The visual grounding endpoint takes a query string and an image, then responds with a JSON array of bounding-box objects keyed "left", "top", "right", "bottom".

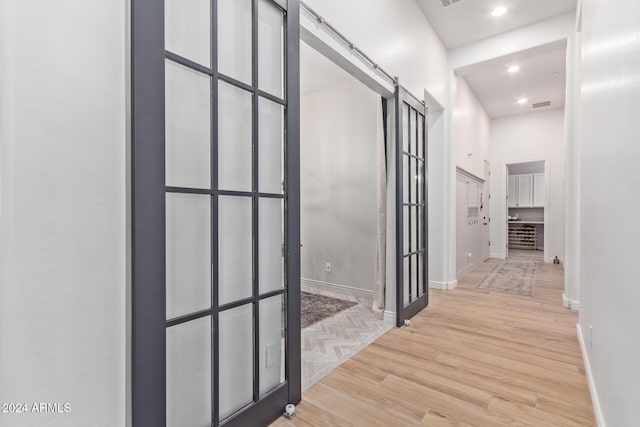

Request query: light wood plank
[{"left": 270, "top": 259, "right": 595, "bottom": 426}]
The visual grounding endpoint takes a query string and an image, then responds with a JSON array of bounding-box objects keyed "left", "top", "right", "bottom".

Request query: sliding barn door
[
  {"left": 131, "top": 0, "right": 301, "bottom": 426},
  {"left": 395, "top": 85, "right": 428, "bottom": 327}
]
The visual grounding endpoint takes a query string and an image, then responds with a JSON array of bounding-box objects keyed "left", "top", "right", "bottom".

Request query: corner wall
[
  {"left": 0, "top": 0, "right": 127, "bottom": 426},
  {"left": 489, "top": 109, "right": 566, "bottom": 262},
  {"left": 300, "top": 81, "right": 379, "bottom": 296}
]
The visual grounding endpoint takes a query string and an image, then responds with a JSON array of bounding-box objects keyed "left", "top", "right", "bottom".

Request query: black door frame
[
  {"left": 395, "top": 84, "right": 429, "bottom": 327},
  {"left": 130, "top": 0, "right": 301, "bottom": 425}
]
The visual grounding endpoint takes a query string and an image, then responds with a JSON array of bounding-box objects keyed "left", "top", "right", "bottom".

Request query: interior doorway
[
  {"left": 298, "top": 41, "right": 390, "bottom": 389},
  {"left": 506, "top": 161, "right": 546, "bottom": 261}
]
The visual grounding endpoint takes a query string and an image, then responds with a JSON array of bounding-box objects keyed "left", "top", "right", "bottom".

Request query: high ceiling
[
  {"left": 415, "top": 0, "right": 574, "bottom": 118},
  {"left": 416, "top": 0, "right": 577, "bottom": 49},
  {"left": 458, "top": 43, "right": 567, "bottom": 118},
  {"left": 299, "top": 2, "right": 574, "bottom": 119}
]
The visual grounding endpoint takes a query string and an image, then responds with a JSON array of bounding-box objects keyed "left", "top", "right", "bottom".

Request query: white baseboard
[
  {"left": 563, "top": 293, "right": 580, "bottom": 310},
  {"left": 301, "top": 278, "right": 373, "bottom": 301},
  {"left": 577, "top": 323, "right": 606, "bottom": 427},
  {"left": 429, "top": 280, "right": 458, "bottom": 290},
  {"left": 490, "top": 252, "right": 506, "bottom": 259},
  {"left": 383, "top": 310, "right": 396, "bottom": 326}
]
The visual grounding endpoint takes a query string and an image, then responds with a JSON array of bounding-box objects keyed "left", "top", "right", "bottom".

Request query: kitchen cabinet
[
  {"left": 533, "top": 173, "right": 545, "bottom": 207},
  {"left": 517, "top": 174, "right": 532, "bottom": 207},
  {"left": 508, "top": 176, "right": 518, "bottom": 207},
  {"left": 508, "top": 173, "right": 544, "bottom": 208}
]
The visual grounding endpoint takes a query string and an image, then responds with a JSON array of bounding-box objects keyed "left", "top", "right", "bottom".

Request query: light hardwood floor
[{"left": 272, "top": 259, "right": 594, "bottom": 427}]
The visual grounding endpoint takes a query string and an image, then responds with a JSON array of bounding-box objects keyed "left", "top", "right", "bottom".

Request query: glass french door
[
  {"left": 131, "top": 0, "right": 301, "bottom": 426},
  {"left": 395, "top": 85, "right": 428, "bottom": 327}
]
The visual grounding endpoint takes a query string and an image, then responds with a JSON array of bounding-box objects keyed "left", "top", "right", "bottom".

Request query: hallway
[{"left": 273, "top": 259, "right": 594, "bottom": 426}]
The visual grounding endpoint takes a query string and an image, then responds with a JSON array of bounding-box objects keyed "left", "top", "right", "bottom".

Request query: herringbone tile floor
[{"left": 302, "top": 297, "right": 391, "bottom": 389}]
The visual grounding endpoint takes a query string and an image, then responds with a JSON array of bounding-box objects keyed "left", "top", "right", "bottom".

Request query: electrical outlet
[
  {"left": 266, "top": 344, "right": 276, "bottom": 368},
  {"left": 325, "top": 262, "right": 331, "bottom": 272}
]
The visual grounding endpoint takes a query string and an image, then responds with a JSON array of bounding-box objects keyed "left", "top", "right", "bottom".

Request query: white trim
[
  {"left": 577, "top": 324, "right": 606, "bottom": 427},
  {"left": 562, "top": 293, "right": 580, "bottom": 310},
  {"left": 301, "top": 278, "right": 373, "bottom": 301},
  {"left": 429, "top": 280, "right": 458, "bottom": 290},
  {"left": 383, "top": 310, "right": 396, "bottom": 326}
]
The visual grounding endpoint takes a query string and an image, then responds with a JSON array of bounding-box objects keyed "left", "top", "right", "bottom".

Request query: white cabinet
[
  {"left": 533, "top": 173, "right": 545, "bottom": 207},
  {"left": 517, "top": 174, "right": 532, "bottom": 207},
  {"left": 508, "top": 176, "right": 518, "bottom": 207},
  {"left": 508, "top": 173, "right": 544, "bottom": 208}
]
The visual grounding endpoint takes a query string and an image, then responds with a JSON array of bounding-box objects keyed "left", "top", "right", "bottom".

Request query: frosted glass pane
[
  {"left": 411, "top": 207, "right": 417, "bottom": 251},
  {"left": 403, "top": 206, "right": 409, "bottom": 255},
  {"left": 166, "top": 193, "right": 211, "bottom": 319},
  {"left": 218, "top": 0, "right": 252, "bottom": 84},
  {"left": 219, "top": 82, "right": 252, "bottom": 191},
  {"left": 259, "top": 295, "right": 285, "bottom": 396},
  {"left": 412, "top": 254, "right": 419, "bottom": 302},
  {"left": 418, "top": 160, "right": 424, "bottom": 205},
  {"left": 402, "top": 155, "right": 409, "bottom": 203},
  {"left": 418, "top": 253, "right": 425, "bottom": 297},
  {"left": 165, "top": 60, "right": 211, "bottom": 189},
  {"left": 219, "top": 304, "right": 253, "bottom": 419},
  {"left": 258, "top": 0, "right": 284, "bottom": 97},
  {"left": 403, "top": 257, "right": 410, "bottom": 305},
  {"left": 219, "top": 196, "right": 252, "bottom": 304},
  {"left": 259, "top": 199, "right": 284, "bottom": 294},
  {"left": 165, "top": 0, "right": 210, "bottom": 66},
  {"left": 402, "top": 104, "right": 409, "bottom": 153},
  {"left": 167, "top": 317, "right": 211, "bottom": 427},
  {"left": 411, "top": 109, "right": 418, "bottom": 156},
  {"left": 418, "top": 114, "right": 424, "bottom": 160},
  {"left": 258, "top": 98, "right": 284, "bottom": 194},
  {"left": 410, "top": 158, "right": 417, "bottom": 204},
  {"left": 418, "top": 207, "right": 425, "bottom": 250}
]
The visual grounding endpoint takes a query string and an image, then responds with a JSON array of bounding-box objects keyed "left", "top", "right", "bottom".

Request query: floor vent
[
  {"left": 439, "top": 0, "right": 464, "bottom": 8},
  {"left": 532, "top": 101, "right": 551, "bottom": 109}
]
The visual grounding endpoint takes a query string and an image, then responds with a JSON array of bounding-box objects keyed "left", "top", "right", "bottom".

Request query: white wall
[
  {"left": 300, "top": 80, "right": 378, "bottom": 294},
  {"left": 452, "top": 77, "right": 491, "bottom": 178},
  {"left": 489, "top": 109, "right": 565, "bottom": 262},
  {"left": 574, "top": 0, "right": 640, "bottom": 425},
  {"left": 304, "top": 0, "right": 448, "bottom": 108},
  {"left": 0, "top": 1, "right": 127, "bottom": 426}
]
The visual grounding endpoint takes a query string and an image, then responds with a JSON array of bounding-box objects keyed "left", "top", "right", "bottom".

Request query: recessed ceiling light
[
  {"left": 517, "top": 98, "right": 528, "bottom": 105},
  {"left": 508, "top": 65, "right": 520, "bottom": 73},
  {"left": 492, "top": 6, "right": 507, "bottom": 17}
]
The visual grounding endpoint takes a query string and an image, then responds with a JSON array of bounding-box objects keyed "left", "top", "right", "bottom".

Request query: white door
[
  {"left": 533, "top": 173, "right": 545, "bottom": 207},
  {"left": 517, "top": 174, "right": 532, "bottom": 207},
  {"left": 508, "top": 175, "right": 518, "bottom": 207}
]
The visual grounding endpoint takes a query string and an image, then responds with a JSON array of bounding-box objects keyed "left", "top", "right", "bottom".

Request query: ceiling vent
[
  {"left": 532, "top": 101, "right": 551, "bottom": 109},
  {"left": 439, "top": 0, "right": 464, "bottom": 8}
]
